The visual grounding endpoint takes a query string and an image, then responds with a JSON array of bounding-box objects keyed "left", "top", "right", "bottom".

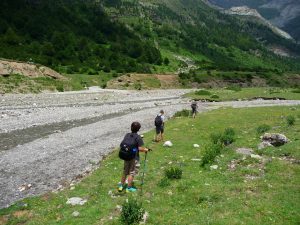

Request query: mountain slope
[
  {"left": 0, "top": 0, "right": 162, "bottom": 74},
  {"left": 208, "top": 0, "right": 300, "bottom": 40}
]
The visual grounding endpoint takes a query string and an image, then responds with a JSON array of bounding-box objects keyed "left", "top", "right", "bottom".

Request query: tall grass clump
[
  {"left": 210, "top": 128, "right": 235, "bottom": 146},
  {"left": 256, "top": 124, "right": 271, "bottom": 134},
  {"left": 164, "top": 166, "right": 183, "bottom": 179},
  {"left": 174, "top": 109, "right": 190, "bottom": 117},
  {"left": 201, "top": 143, "right": 223, "bottom": 167},
  {"left": 195, "top": 89, "right": 211, "bottom": 95},
  {"left": 120, "top": 198, "right": 145, "bottom": 225},
  {"left": 286, "top": 115, "right": 295, "bottom": 126}
]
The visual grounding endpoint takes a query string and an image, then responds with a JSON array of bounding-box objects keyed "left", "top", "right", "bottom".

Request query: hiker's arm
[{"left": 138, "top": 146, "right": 149, "bottom": 152}]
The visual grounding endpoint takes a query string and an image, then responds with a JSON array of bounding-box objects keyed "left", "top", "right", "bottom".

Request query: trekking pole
[{"left": 140, "top": 151, "right": 148, "bottom": 196}]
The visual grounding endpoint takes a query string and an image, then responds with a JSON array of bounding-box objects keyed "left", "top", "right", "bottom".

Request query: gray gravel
[{"left": 0, "top": 89, "right": 299, "bottom": 209}]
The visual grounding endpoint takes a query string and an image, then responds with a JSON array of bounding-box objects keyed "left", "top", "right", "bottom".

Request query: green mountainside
[{"left": 0, "top": 0, "right": 299, "bottom": 90}]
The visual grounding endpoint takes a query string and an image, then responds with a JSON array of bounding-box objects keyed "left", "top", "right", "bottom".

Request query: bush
[
  {"left": 174, "top": 109, "right": 190, "bottom": 117},
  {"left": 210, "top": 128, "right": 235, "bottom": 146},
  {"left": 227, "top": 85, "right": 242, "bottom": 92},
  {"left": 210, "top": 94, "right": 219, "bottom": 99},
  {"left": 195, "top": 89, "right": 211, "bottom": 95},
  {"left": 134, "top": 82, "right": 142, "bottom": 90},
  {"left": 291, "top": 89, "right": 300, "bottom": 93},
  {"left": 158, "top": 177, "right": 170, "bottom": 187},
  {"left": 120, "top": 198, "right": 145, "bottom": 225},
  {"left": 286, "top": 115, "right": 295, "bottom": 126},
  {"left": 201, "top": 144, "right": 223, "bottom": 167},
  {"left": 256, "top": 124, "right": 271, "bottom": 134},
  {"left": 165, "top": 166, "right": 183, "bottom": 179},
  {"left": 55, "top": 83, "right": 64, "bottom": 92}
]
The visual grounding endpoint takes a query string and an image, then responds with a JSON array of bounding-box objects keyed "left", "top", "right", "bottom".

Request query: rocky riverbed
[{"left": 0, "top": 88, "right": 299, "bottom": 209}]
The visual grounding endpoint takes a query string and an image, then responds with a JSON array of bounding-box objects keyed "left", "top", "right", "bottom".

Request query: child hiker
[
  {"left": 154, "top": 110, "right": 165, "bottom": 142},
  {"left": 191, "top": 101, "right": 198, "bottom": 118},
  {"left": 118, "top": 122, "right": 150, "bottom": 193}
]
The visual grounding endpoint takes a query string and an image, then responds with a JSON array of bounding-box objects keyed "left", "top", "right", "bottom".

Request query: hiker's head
[
  {"left": 160, "top": 110, "right": 164, "bottom": 115},
  {"left": 131, "top": 122, "right": 141, "bottom": 133}
]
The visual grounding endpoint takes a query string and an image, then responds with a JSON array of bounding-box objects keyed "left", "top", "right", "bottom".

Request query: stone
[
  {"left": 258, "top": 141, "right": 273, "bottom": 150},
  {"left": 250, "top": 154, "right": 262, "bottom": 160},
  {"left": 66, "top": 197, "right": 87, "bottom": 206},
  {"left": 163, "top": 141, "right": 173, "bottom": 147},
  {"left": 210, "top": 165, "right": 218, "bottom": 170},
  {"left": 261, "top": 133, "right": 288, "bottom": 146},
  {"left": 193, "top": 144, "right": 200, "bottom": 148},
  {"left": 236, "top": 148, "right": 253, "bottom": 155},
  {"left": 191, "top": 158, "right": 201, "bottom": 161},
  {"left": 72, "top": 211, "right": 80, "bottom": 217}
]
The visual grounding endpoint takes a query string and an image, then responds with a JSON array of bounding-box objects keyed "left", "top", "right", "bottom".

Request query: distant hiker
[
  {"left": 191, "top": 101, "right": 198, "bottom": 118},
  {"left": 118, "top": 122, "right": 150, "bottom": 193},
  {"left": 154, "top": 110, "right": 165, "bottom": 142}
]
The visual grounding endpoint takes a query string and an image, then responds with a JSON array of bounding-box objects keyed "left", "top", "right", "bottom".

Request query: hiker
[
  {"left": 118, "top": 122, "right": 150, "bottom": 193},
  {"left": 191, "top": 101, "right": 198, "bottom": 118},
  {"left": 154, "top": 110, "right": 165, "bottom": 142}
]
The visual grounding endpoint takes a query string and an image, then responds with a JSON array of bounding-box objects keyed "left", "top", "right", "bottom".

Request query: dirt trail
[{"left": 0, "top": 89, "right": 299, "bottom": 209}]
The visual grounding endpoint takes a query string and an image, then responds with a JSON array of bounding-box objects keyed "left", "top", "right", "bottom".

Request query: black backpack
[
  {"left": 191, "top": 103, "right": 197, "bottom": 110},
  {"left": 119, "top": 133, "right": 138, "bottom": 161},
  {"left": 154, "top": 115, "right": 163, "bottom": 127}
]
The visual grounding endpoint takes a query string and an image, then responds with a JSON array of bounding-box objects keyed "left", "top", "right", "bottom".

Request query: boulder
[
  {"left": 261, "top": 133, "right": 288, "bottom": 146},
  {"left": 66, "top": 197, "right": 87, "bottom": 206},
  {"left": 193, "top": 144, "right": 200, "bottom": 148},
  {"left": 258, "top": 141, "right": 273, "bottom": 150},
  {"left": 163, "top": 141, "right": 173, "bottom": 147},
  {"left": 236, "top": 148, "right": 253, "bottom": 156}
]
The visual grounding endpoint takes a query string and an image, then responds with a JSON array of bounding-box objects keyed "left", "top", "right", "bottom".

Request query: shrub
[
  {"left": 158, "top": 177, "right": 170, "bottom": 187},
  {"left": 120, "top": 198, "right": 145, "bottom": 225},
  {"left": 222, "top": 128, "right": 235, "bottom": 145},
  {"left": 165, "top": 166, "right": 183, "bottom": 179},
  {"left": 291, "top": 89, "right": 300, "bottom": 93},
  {"left": 174, "top": 109, "right": 190, "bottom": 117},
  {"left": 286, "top": 115, "right": 295, "bottom": 126},
  {"left": 210, "top": 128, "right": 235, "bottom": 146},
  {"left": 195, "top": 89, "right": 211, "bottom": 95},
  {"left": 256, "top": 124, "right": 271, "bottom": 134},
  {"left": 201, "top": 144, "right": 223, "bottom": 167},
  {"left": 55, "top": 83, "right": 64, "bottom": 92},
  {"left": 227, "top": 85, "right": 241, "bottom": 92},
  {"left": 134, "top": 82, "right": 142, "bottom": 90},
  {"left": 210, "top": 94, "right": 219, "bottom": 99}
]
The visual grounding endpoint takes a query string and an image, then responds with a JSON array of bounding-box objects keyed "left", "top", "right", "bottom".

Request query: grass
[
  {"left": 0, "top": 106, "right": 300, "bottom": 224},
  {"left": 187, "top": 87, "right": 300, "bottom": 101},
  {"left": 0, "top": 73, "right": 113, "bottom": 93}
]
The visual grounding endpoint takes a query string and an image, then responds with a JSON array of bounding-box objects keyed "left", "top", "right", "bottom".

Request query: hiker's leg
[
  {"left": 127, "top": 159, "right": 136, "bottom": 188},
  {"left": 161, "top": 127, "right": 164, "bottom": 141},
  {"left": 121, "top": 174, "right": 126, "bottom": 185},
  {"left": 127, "top": 175, "right": 134, "bottom": 187}
]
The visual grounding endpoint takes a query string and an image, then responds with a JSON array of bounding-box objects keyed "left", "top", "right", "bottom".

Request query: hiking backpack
[
  {"left": 119, "top": 133, "right": 138, "bottom": 161},
  {"left": 191, "top": 102, "right": 197, "bottom": 110},
  {"left": 154, "top": 115, "right": 163, "bottom": 127}
]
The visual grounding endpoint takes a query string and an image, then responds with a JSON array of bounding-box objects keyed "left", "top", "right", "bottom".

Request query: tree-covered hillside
[
  {"left": 0, "top": 0, "right": 162, "bottom": 74},
  {"left": 0, "top": 0, "right": 299, "bottom": 89}
]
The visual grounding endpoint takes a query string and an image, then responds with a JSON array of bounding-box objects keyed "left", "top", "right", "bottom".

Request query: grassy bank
[
  {"left": 0, "top": 73, "right": 112, "bottom": 93},
  {"left": 187, "top": 87, "right": 300, "bottom": 101},
  {"left": 0, "top": 106, "right": 299, "bottom": 224}
]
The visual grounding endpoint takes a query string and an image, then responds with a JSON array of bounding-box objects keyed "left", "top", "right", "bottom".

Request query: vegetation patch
[
  {"left": 1, "top": 106, "right": 299, "bottom": 224},
  {"left": 120, "top": 198, "right": 145, "bottom": 225}
]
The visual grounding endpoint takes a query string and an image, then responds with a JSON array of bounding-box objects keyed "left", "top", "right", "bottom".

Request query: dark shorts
[
  {"left": 123, "top": 159, "right": 137, "bottom": 176},
  {"left": 156, "top": 126, "right": 164, "bottom": 134},
  {"left": 192, "top": 108, "right": 197, "bottom": 114}
]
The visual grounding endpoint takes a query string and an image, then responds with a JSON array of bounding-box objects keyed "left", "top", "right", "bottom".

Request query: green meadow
[{"left": 0, "top": 106, "right": 299, "bottom": 225}]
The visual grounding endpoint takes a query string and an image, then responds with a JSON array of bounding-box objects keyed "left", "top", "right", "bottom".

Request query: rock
[
  {"left": 261, "top": 133, "right": 288, "bottom": 146},
  {"left": 72, "top": 211, "right": 80, "bottom": 217},
  {"left": 163, "top": 141, "right": 173, "bottom": 147},
  {"left": 210, "top": 165, "right": 218, "bottom": 170},
  {"left": 66, "top": 197, "right": 87, "bottom": 206},
  {"left": 250, "top": 154, "right": 262, "bottom": 160},
  {"left": 191, "top": 158, "right": 201, "bottom": 161},
  {"left": 193, "top": 144, "right": 200, "bottom": 148},
  {"left": 236, "top": 148, "right": 253, "bottom": 156},
  {"left": 258, "top": 141, "right": 273, "bottom": 150},
  {"left": 141, "top": 212, "right": 149, "bottom": 224}
]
